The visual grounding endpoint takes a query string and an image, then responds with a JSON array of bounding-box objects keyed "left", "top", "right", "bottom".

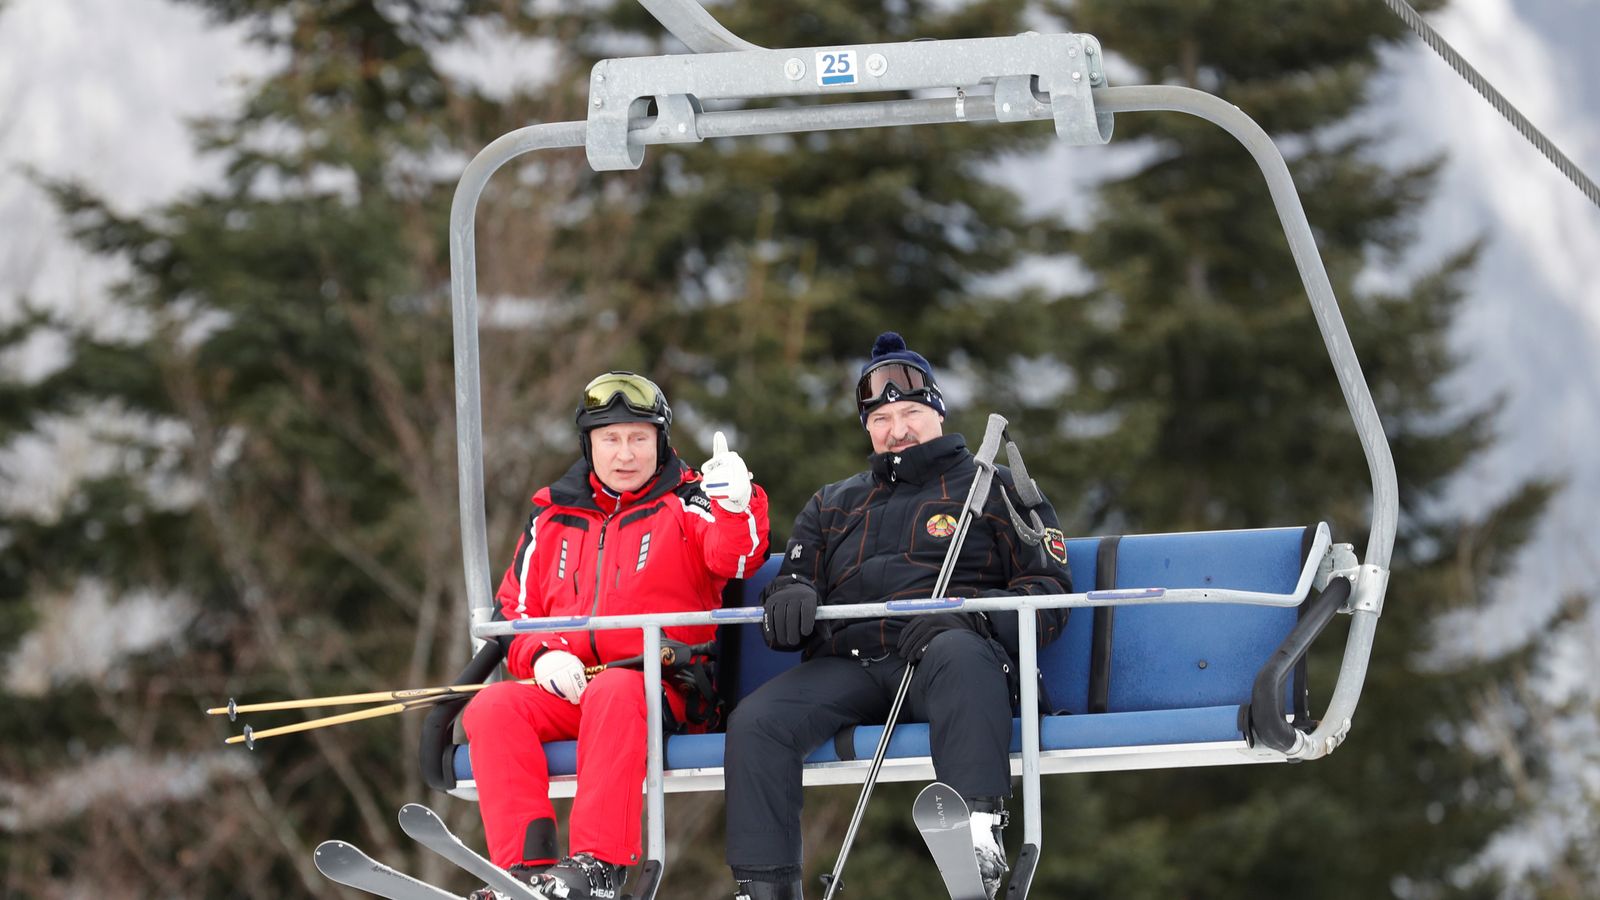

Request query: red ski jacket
[{"left": 493, "top": 453, "right": 770, "bottom": 679}]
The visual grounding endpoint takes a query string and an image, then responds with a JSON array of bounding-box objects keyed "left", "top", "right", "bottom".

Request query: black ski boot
[
  {"left": 733, "top": 878, "right": 805, "bottom": 899},
  {"left": 467, "top": 863, "right": 548, "bottom": 900},
  {"left": 525, "top": 853, "right": 627, "bottom": 900}
]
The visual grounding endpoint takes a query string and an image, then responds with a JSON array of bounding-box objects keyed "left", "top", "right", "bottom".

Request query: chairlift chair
[{"left": 428, "top": 2, "right": 1397, "bottom": 897}]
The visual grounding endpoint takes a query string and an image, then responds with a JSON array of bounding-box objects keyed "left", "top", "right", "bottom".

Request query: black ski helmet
[{"left": 576, "top": 371, "right": 673, "bottom": 469}]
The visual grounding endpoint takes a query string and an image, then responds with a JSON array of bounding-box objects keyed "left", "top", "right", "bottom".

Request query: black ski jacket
[{"left": 772, "top": 433, "right": 1072, "bottom": 665}]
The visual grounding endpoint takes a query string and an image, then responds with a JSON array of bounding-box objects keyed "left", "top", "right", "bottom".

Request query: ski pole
[
  {"left": 210, "top": 640, "right": 714, "bottom": 718},
  {"left": 821, "top": 662, "right": 915, "bottom": 900},
  {"left": 822, "top": 413, "right": 1009, "bottom": 900},
  {"left": 220, "top": 640, "right": 719, "bottom": 746},
  {"left": 209, "top": 679, "right": 523, "bottom": 719},
  {"left": 997, "top": 427, "right": 1048, "bottom": 547},
  {"left": 579, "top": 639, "right": 716, "bottom": 678},
  {"left": 225, "top": 694, "right": 448, "bottom": 747}
]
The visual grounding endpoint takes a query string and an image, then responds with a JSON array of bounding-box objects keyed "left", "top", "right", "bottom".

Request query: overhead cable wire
[{"left": 1381, "top": 0, "right": 1600, "bottom": 210}]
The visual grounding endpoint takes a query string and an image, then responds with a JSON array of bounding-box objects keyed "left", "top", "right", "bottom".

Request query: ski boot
[
  {"left": 467, "top": 863, "right": 548, "bottom": 900},
  {"left": 970, "top": 803, "right": 1010, "bottom": 899},
  {"left": 733, "top": 877, "right": 805, "bottom": 899},
  {"left": 524, "top": 853, "right": 627, "bottom": 899}
]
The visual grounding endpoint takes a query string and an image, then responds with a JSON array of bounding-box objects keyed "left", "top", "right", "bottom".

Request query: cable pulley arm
[
  {"left": 636, "top": 0, "right": 764, "bottom": 53},
  {"left": 585, "top": 31, "right": 1112, "bottom": 170}
]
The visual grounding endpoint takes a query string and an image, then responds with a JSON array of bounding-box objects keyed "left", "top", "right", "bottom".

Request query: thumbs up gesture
[{"left": 701, "top": 431, "right": 753, "bottom": 513}]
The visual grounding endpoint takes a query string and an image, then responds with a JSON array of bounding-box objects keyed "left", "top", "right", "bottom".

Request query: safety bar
[{"left": 476, "top": 524, "right": 1331, "bottom": 639}]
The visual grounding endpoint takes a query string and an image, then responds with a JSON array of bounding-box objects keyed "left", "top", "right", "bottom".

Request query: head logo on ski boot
[{"left": 526, "top": 853, "right": 625, "bottom": 900}]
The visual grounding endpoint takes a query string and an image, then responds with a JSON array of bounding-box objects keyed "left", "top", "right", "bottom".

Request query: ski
[
  {"left": 314, "top": 840, "right": 466, "bottom": 900},
  {"left": 398, "top": 803, "right": 543, "bottom": 900},
  {"left": 912, "top": 782, "right": 989, "bottom": 900}
]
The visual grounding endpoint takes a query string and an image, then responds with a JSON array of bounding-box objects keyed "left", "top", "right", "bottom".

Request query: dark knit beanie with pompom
[{"left": 856, "top": 331, "right": 947, "bottom": 422}]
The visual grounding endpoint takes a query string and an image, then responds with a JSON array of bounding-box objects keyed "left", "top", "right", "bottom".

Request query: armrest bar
[{"left": 1246, "top": 577, "right": 1351, "bottom": 752}]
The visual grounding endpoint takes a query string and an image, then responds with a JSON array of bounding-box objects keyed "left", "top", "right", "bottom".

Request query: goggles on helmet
[
  {"left": 582, "top": 369, "right": 668, "bottom": 422},
  {"left": 856, "top": 361, "right": 939, "bottom": 414}
]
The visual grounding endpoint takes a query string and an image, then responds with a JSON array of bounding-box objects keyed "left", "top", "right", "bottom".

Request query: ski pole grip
[
  {"left": 1003, "top": 432, "right": 1046, "bottom": 508},
  {"left": 975, "top": 413, "right": 1008, "bottom": 467}
]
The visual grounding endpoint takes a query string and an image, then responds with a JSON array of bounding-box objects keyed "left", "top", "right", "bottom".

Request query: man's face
[
  {"left": 589, "top": 422, "right": 659, "bottom": 493},
  {"left": 865, "top": 401, "right": 944, "bottom": 454}
]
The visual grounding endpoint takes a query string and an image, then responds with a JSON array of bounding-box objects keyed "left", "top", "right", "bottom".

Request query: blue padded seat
[{"left": 452, "top": 526, "right": 1312, "bottom": 783}]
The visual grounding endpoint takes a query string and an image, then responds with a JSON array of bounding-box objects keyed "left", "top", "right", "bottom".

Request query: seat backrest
[
  {"left": 717, "top": 556, "right": 795, "bottom": 707},
  {"left": 1035, "top": 537, "right": 1099, "bottom": 715},
  {"left": 1102, "top": 527, "right": 1308, "bottom": 712},
  {"left": 722, "top": 544, "right": 1102, "bottom": 715},
  {"left": 714, "top": 526, "right": 1310, "bottom": 718}
]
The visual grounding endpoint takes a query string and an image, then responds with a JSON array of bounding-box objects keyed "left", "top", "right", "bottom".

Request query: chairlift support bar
[
  {"left": 637, "top": 0, "right": 763, "bottom": 54},
  {"left": 446, "top": 0, "right": 1398, "bottom": 885}
]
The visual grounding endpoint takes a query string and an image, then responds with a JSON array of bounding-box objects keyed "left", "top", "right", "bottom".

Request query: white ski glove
[
  {"left": 533, "top": 650, "right": 588, "bottom": 704},
  {"left": 700, "top": 430, "right": 753, "bottom": 514}
]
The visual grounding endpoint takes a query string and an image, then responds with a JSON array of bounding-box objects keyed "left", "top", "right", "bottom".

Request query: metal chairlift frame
[{"left": 446, "top": 0, "right": 1397, "bottom": 891}]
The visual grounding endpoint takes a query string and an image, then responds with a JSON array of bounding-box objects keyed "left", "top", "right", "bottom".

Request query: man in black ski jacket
[{"left": 724, "top": 332, "right": 1073, "bottom": 900}]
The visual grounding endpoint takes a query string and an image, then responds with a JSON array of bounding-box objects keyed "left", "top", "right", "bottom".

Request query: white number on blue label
[{"left": 816, "top": 49, "right": 857, "bottom": 87}]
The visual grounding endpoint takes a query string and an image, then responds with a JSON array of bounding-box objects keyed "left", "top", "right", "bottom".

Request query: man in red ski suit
[{"left": 463, "top": 372, "right": 769, "bottom": 900}]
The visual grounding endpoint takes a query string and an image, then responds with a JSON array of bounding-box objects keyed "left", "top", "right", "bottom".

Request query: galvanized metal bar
[
  {"left": 449, "top": 122, "right": 586, "bottom": 640},
  {"left": 1017, "top": 605, "right": 1042, "bottom": 847},
  {"left": 642, "top": 624, "right": 666, "bottom": 862},
  {"left": 637, "top": 0, "right": 763, "bottom": 53},
  {"left": 1092, "top": 84, "right": 1392, "bottom": 759},
  {"left": 1091, "top": 86, "right": 1397, "bottom": 573},
  {"left": 472, "top": 575, "right": 1331, "bottom": 640}
]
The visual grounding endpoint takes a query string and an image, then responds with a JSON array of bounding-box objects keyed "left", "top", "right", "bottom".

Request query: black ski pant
[{"left": 724, "top": 628, "right": 1014, "bottom": 871}]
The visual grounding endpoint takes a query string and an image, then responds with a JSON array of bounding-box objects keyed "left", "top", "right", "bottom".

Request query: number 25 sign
[{"left": 816, "top": 49, "right": 858, "bottom": 87}]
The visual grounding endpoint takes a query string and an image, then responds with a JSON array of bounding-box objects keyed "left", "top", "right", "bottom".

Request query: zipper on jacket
[{"left": 588, "top": 511, "right": 615, "bottom": 662}]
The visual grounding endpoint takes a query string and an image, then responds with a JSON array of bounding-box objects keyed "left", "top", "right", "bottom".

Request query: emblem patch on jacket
[
  {"left": 1042, "top": 527, "right": 1069, "bottom": 564},
  {"left": 636, "top": 533, "right": 651, "bottom": 572},
  {"left": 925, "top": 514, "right": 958, "bottom": 538}
]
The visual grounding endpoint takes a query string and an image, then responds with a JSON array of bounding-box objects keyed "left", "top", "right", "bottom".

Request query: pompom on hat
[{"left": 856, "top": 331, "right": 947, "bottom": 422}]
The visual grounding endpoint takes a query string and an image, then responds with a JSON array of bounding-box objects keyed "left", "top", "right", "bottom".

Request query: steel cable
[{"left": 1381, "top": 0, "right": 1599, "bottom": 209}]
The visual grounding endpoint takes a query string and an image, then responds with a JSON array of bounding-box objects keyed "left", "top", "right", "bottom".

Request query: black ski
[
  {"left": 398, "top": 803, "right": 543, "bottom": 900},
  {"left": 314, "top": 840, "right": 466, "bottom": 900},
  {"left": 912, "top": 782, "right": 988, "bottom": 900}
]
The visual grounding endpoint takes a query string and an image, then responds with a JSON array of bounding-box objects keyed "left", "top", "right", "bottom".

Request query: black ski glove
[
  {"left": 896, "top": 612, "right": 987, "bottom": 661},
  {"left": 761, "top": 576, "right": 819, "bottom": 650}
]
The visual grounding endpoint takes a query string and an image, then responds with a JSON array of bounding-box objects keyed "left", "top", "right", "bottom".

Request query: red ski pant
[{"left": 461, "top": 668, "right": 685, "bottom": 869}]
